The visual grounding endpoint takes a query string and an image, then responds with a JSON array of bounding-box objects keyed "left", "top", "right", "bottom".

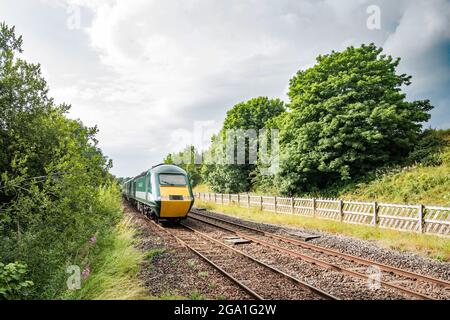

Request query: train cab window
[{"left": 159, "top": 174, "right": 187, "bottom": 186}]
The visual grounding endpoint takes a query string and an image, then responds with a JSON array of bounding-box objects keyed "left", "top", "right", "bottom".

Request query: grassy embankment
[
  {"left": 63, "top": 213, "right": 149, "bottom": 300},
  {"left": 63, "top": 197, "right": 200, "bottom": 300}
]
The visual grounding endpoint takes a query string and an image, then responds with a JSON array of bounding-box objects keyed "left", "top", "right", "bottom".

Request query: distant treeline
[{"left": 164, "top": 43, "right": 446, "bottom": 196}]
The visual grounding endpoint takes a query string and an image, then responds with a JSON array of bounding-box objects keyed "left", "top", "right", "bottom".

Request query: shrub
[{"left": 0, "top": 262, "right": 33, "bottom": 300}]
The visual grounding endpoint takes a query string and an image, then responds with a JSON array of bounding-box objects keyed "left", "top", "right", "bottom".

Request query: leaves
[
  {"left": 275, "top": 44, "right": 432, "bottom": 195},
  {"left": 0, "top": 22, "right": 119, "bottom": 299},
  {"left": 203, "top": 97, "right": 285, "bottom": 193},
  {"left": 0, "top": 262, "right": 33, "bottom": 300}
]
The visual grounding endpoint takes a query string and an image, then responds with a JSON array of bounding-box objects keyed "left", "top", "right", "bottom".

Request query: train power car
[{"left": 122, "top": 164, "right": 194, "bottom": 221}]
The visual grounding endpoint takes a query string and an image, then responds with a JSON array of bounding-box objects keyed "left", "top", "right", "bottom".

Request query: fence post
[
  {"left": 260, "top": 196, "right": 263, "bottom": 211},
  {"left": 418, "top": 204, "right": 425, "bottom": 233},
  {"left": 237, "top": 193, "right": 240, "bottom": 206},
  {"left": 221, "top": 193, "right": 224, "bottom": 204},
  {"left": 373, "top": 201, "right": 378, "bottom": 226},
  {"left": 247, "top": 194, "right": 250, "bottom": 208},
  {"left": 312, "top": 198, "right": 316, "bottom": 217},
  {"left": 228, "top": 194, "right": 231, "bottom": 205},
  {"left": 291, "top": 197, "right": 294, "bottom": 214},
  {"left": 274, "top": 196, "right": 277, "bottom": 213},
  {"left": 214, "top": 193, "right": 216, "bottom": 203},
  {"left": 339, "top": 200, "right": 343, "bottom": 222}
]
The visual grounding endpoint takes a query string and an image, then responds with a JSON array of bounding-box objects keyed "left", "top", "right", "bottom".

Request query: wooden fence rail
[{"left": 194, "top": 192, "right": 450, "bottom": 237}]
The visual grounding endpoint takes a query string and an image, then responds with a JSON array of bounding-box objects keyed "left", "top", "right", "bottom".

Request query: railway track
[
  {"left": 188, "top": 210, "right": 450, "bottom": 300},
  {"left": 147, "top": 216, "right": 337, "bottom": 300}
]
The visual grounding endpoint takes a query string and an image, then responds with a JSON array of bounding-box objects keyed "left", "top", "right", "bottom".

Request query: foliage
[
  {"left": 63, "top": 217, "right": 149, "bottom": 300},
  {"left": 339, "top": 132, "right": 450, "bottom": 206},
  {"left": 117, "top": 177, "right": 132, "bottom": 185},
  {"left": 163, "top": 145, "right": 202, "bottom": 187},
  {"left": 201, "top": 97, "right": 285, "bottom": 193},
  {"left": 0, "top": 262, "right": 33, "bottom": 299},
  {"left": 201, "top": 163, "right": 250, "bottom": 193},
  {"left": 0, "top": 22, "right": 118, "bottom": 299},
  {"left": 222, "top": 97, "right": 285, "bottom": 130},
  {"left": 275, "top": 43, "right": 432, "bottom": 195},
  {"left": 406, "top": 128, "right": 449, "bottom": 166}
]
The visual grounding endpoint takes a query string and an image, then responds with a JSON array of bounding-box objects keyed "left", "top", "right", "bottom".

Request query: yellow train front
[{"left": 123, "top": 164, "right": 194, "bottom": 221}]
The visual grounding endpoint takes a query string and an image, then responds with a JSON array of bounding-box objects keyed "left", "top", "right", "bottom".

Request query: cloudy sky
[{"left": 1, "top": 0, "right": 449, "bottom": 177}]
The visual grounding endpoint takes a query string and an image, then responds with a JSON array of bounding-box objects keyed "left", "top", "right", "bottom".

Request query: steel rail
[
  {"left": 146, "top": 217, "right": 264, "bottom": 300},
  {"left": 179, "top": 221, "right": 338, "bottom": 300},
  {"left": 145, "top": 215, "right": 337, "bottom": 300},
  {"left": 188, "top": 213, "right": 437, "bottom": 300},
  {"left": 190, "top": 210, "right": 450, "bottom": 288}
]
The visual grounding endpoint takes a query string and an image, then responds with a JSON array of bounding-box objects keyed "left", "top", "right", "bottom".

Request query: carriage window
[
  {"left": 147, "top": 174, "right": 152, "bottom": 192},
  {"left": 159, "top": 174, "right": 187, "bottom": 186}
]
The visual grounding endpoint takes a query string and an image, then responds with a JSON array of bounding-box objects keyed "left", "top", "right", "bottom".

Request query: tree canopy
[
  {"left": 202, "top": 97, "right": 285, "bottom": 193},
  {"left": 276, "top": 43, "right": 432, "bottom": 194}
]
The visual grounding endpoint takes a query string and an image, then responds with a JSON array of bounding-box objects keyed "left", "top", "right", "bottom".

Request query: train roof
[
  {"left": 127, "top": 164, "right": 187, "bottom": 182},
  {"left": 149, "top": 164, "right": 187, "bottom": 175}
]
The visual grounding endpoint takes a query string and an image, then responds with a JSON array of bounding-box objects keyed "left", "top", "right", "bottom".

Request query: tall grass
[
  {"left": 340, "top": 163, "right": 450, "bottom": 206},
  {"left": 63, "top": 216, "right": 149, "bottom": 300}
]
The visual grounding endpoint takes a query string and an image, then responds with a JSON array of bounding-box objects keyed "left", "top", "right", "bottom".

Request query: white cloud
[
  {"left": 383, "top": 0, "right": 450, "bottom": 94},
  {"left": 3, "top": 0, "right": 448, "bottom": 176}
]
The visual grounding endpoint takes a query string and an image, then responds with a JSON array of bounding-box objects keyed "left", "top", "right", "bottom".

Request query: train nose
[{"left": 159, "top": 187, "right": 194, "bottom": 218}]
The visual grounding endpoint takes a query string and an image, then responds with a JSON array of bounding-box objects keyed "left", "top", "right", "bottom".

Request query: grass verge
[
  {"left": 63, "top": 216, "right": 149, "bottom": 300},
  {"left": 195, "top": 199, "right": 450, "bottom": 262}
]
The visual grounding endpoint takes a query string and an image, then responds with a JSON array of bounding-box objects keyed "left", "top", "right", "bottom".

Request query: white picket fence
[{"left": 194, "top": 192, "right": 450, "bottom": 237}]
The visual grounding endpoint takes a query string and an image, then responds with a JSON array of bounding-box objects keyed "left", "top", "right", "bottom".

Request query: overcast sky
[{"left": 1, "top": 0, "right": 449, "bottom": 177}]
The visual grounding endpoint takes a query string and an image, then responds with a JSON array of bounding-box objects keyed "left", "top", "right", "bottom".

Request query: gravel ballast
[
  {"left": 190, "top": 207, "right": 450, "bottom": 298},
  {"left": 125, "top": 203, "right": 253, "bottom": 300}
]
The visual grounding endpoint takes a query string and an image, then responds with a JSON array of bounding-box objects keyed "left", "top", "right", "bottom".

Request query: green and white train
[{"left": 122, "top": 164, "right": 194, "bottom": 220}]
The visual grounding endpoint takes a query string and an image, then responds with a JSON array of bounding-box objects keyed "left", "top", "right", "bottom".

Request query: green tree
[
  {"left": 223, "top": 97, "right": 285, "bottom": 130},
  {"left": 276, "top": 43, "right": 432, "bottom": 195},
  {"left": 203, "top": 97, "right": 285, "bottom": 193},
  {"left": 164, "top": 145, "right": 202, "bottom": 187}
]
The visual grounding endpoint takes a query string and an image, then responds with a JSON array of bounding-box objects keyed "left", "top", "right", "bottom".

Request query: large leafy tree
[
  {"left": 223, "top": 97, "right": 285, "bottom": 130},
  {"left": 203, "top": 97, "right": 285, "bottom": 193},
  {"left": 276, "top": 44, "right": 432, "bottom": 195}
]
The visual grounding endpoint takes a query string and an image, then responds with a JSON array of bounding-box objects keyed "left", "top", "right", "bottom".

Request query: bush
[
  {"left": 0, "top": 262, "right": 33, "bottom": 300},
  {"left": 0, "top": 22, "right": 119, "bottom": 299},
  {"left": 407, "top": 129, "right": 449, "bottom": 166}
]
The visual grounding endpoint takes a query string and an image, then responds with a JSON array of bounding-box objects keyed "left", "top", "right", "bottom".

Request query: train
[{"left": 122, "top": 164, "right": 195, "bottom": 221}]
